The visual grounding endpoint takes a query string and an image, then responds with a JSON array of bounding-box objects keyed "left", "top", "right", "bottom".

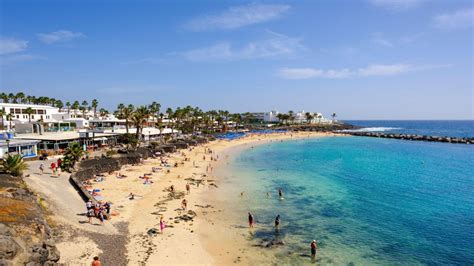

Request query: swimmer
[
  {"left": 274, "top": 214, "right": 280, "bottom": 228},
  {"left": 248, "top": 212, "right": 254, "bottom": 228}
]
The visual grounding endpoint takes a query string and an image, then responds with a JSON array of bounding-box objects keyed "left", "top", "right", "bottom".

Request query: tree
[
  {"left": 132, "top": 106, "right": 149, "bottom": 140},
  {"left": 99, "top": 108, "right": 109, "bottom": 118},
  {"left": 72, "top": 101, "right": 80, "bottom": 116},
  {"left": 60, "top": 142, "right": 85, "bottom": 172},
  {"left": 81, "top": 101, "right": 88, "bottom": 118},
  {"left": 91, "top": 99, "right": 98, "bottom": 118},
  {"left": 305, "top": 112, "right": 313, "bottom": 124},
  {"left": 1, "top": 154, "right": 29, "bottom": 177},
  {"left": 16, "top": 92, "right": 25, "bottom": 104},
  {"left": 25, "top": 107, "right": 34, "bottom": 122},
  {"left": 331, "top": 112, "right": 337, "bottom": 123},
  {"left": 288, "top": 110, "right": 295, "bottom": 124},
  {"left": 8, "top": 93, "right": 16, "bottom": 103},
  {"left": 148, "top": 102, "right": 161, "bottom": 124},
  {"left": 0, "top": 93, "right": 8, "bottom": 103},
  {"left": 66, "top": 101, "right": 71, "bottom": 114},
  {"left": 6, "top": 113, "right": 13, "bottom": 130},
  {"left": 0, "top": 109, "right": 4, "bottom": 130},
  {"left": 55, "top": 100, "right": 64, "bottom": 112},
  {"left": 118, "top": 133, "right": 139, "bottom": 151},
  {"left": 115, "top": 104, "right": 134, "bottom": 134}
]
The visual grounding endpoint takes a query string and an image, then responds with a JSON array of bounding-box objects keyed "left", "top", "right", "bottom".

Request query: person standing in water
[
  {"left": 310, "top": 240, "right": 318, "bottom": 258},
  {"left": 278, "top": 188, "right": 283, "bottom": 199},
  {"left": 274, "top": 214, "right": 280, "bottom": 228},
  {"left": 248, "top": 212, "right": 254, "bottom": 228}
]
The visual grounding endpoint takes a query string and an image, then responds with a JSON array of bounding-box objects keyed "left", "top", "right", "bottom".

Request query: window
[{"left": 15, "top": 109, "right": 21, "bottom": 114}]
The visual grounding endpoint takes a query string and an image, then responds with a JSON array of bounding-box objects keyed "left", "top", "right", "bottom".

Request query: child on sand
[
  {"left": 186, "top": 182, "right": 190, "bottom": 194},
  {"left": 160, "top": 216, "right": 166, "bottom": 233},
  {"left": 39, "top": 164, "right": 44, "bottom": 174},
  {"left": 181, "top": 199, "right": 187, "bottom": 210}
]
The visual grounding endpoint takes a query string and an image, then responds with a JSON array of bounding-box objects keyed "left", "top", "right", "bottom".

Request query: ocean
[
  {"left": 220, "top": 136, "right": 474, "bottom": 265},
  {"left": 343, "top": 120, "right": 474, "bottom": 138}
]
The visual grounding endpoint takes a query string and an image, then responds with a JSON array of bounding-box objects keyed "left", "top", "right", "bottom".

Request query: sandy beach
[{"left": 52, "top": 131, "right": 338, "bottom": 265}]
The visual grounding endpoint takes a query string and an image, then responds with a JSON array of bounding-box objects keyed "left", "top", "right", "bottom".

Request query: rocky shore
[
  {"left": 0, "top": 174, "right": 60, "bottom": 265},
  {"left": 347, "top": 132, "right": 474, "bottom": 144}
]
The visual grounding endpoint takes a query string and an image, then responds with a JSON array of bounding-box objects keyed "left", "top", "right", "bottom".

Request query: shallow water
[{"left": 219, "top": 136, "right": 474, "bottom": 265}]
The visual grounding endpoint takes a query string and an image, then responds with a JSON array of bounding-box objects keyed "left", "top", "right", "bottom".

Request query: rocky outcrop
[
  {"left": 0, "top": 174, "right": 60, "bottom": 265},
  {"left": 348, "top": 132, "right": 474, "bottom": 144}
]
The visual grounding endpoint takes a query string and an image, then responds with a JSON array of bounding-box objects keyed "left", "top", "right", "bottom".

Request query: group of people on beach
[
  {"left": 86, "top": 200, "right": 111, "bottom": 225},
  {"left": 247, "top": 188, "right": 319, "bottom": 259}
]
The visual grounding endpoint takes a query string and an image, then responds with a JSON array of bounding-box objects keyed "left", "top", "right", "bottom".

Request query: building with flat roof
[{"left": 0, "top": 138, "right": 40, "bottom": 158}]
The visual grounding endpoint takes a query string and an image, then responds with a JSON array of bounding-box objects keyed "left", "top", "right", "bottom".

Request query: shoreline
[{"left": 51, "top": 131, "right": 339, "bottom": 264}]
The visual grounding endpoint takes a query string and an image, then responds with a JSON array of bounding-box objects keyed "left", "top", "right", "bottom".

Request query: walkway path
[{"left": 24, "top": 158, "right": 117, "bottom": 234}]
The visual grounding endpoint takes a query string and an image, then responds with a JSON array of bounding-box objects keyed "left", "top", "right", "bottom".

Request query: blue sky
[{"left": 0, "top": 0, "right": 472, "bottom": 119}]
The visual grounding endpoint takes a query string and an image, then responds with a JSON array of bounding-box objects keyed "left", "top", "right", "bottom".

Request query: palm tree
[
  {"left": 0, "top": 109, "right": 5, "bottom": 130},
  {"left": 25, "top": 107, "right": 34, "bottom": 122},
  {"left": 81, "top": 101, "right": 88, "bottom": 118},
  {"left": 331, "top": 112, "right": 337, "bottom": 123},
  {"left": 6, "top": 113, "right": 13, "bottom": 130},
  {"left": 1, "top": 154, "right": 29, "bottom": 177},
  {"left": 91, "top": 99, "right": 98, "bottom": 118},
  {"left": 8, "top": 93, "right": 16, "bottom": 103},
  {"left": 148, "top": 102, "right": 161, "bottom": 124},
  {"left": 288, "top": 110, "right": 295, "bottom": 124},
  {"left": 99, "top": 108, "right": 109, "bottom": 118},
  {"left": 0, "top": 93, "right": 8, "bottom": 103},
  {"left": 16, "top": 92, "right": 25, "bottom": 104},
  {"left": 71, "top": 101, "right": 80, "bottom": 116},
  {"left": 115, "top": 104, "right": 134, "bottom": 134},
  {"left": 132, "top": 106, "right": 149, "bottom": 140},
  {"left": 305, "top": 112, "right": 313, "bottom": 124},
  {"left": 55, "top": 100, "right": 64, "bottom": 112},
  {"left": 61, "top": 142, "right": 85, "bottom": 172},
  {"left": 66, "top": 101, "right": 71, "bottom": 114}
]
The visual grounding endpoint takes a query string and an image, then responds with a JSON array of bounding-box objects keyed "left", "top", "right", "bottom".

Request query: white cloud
[
  {"left": 371, "top": 33, "right": 394, "bottom": 47},
  {"left": 0, "top": 54, "right": 45, "bottom": 66},
  {"left": 37, "top": 30, "right": 85, "bottom": 44},
  {"left": 181, "top": 32, "right": 304, "bottom": 61},
  {"left": 185, "top": 4, "right": 290, "bottom": 31},
  {"left": 0, "top": 38, "right": 28, "bottom": 55},
  {"left": 434, "top": 8, "right": 474, "bottom": 30},
  {"left": 369, "top": 0, "right": 425, "bottom": 9},
  {"left": 278, "top": 64, "right": 450, "bottom": 79}
]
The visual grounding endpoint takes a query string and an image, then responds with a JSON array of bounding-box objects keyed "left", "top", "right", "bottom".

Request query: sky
[{"left": 0, "top": 0, "right": 473, "bottom": 120}]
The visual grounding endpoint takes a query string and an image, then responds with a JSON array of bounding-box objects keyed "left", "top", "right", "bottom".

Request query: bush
[
  {"left": 118, "top": 133, "right": 139, "bottom": 151},
  {"left": 1, "top": 154, "right": 29, "bottom": 177},
  {"left": 60, "top": 142, "right": 85, "bottom": 172}
]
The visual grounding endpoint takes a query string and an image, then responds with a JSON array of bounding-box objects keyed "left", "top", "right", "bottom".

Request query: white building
[
  {"left": 0, "top": 103, "right": 64, "bottom": 124},
  {"left": 263, "top": 111, "right": 280, "bottom": 122}
]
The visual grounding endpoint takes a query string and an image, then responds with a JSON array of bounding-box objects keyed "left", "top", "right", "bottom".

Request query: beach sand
[{"left": 55, "top": 131, "right": 338, "bottom": 264}]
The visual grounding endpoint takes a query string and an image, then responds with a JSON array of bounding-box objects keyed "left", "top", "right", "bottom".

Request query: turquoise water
[{"left": 226, "top": 136, "right": 474, "bottom": 265}]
